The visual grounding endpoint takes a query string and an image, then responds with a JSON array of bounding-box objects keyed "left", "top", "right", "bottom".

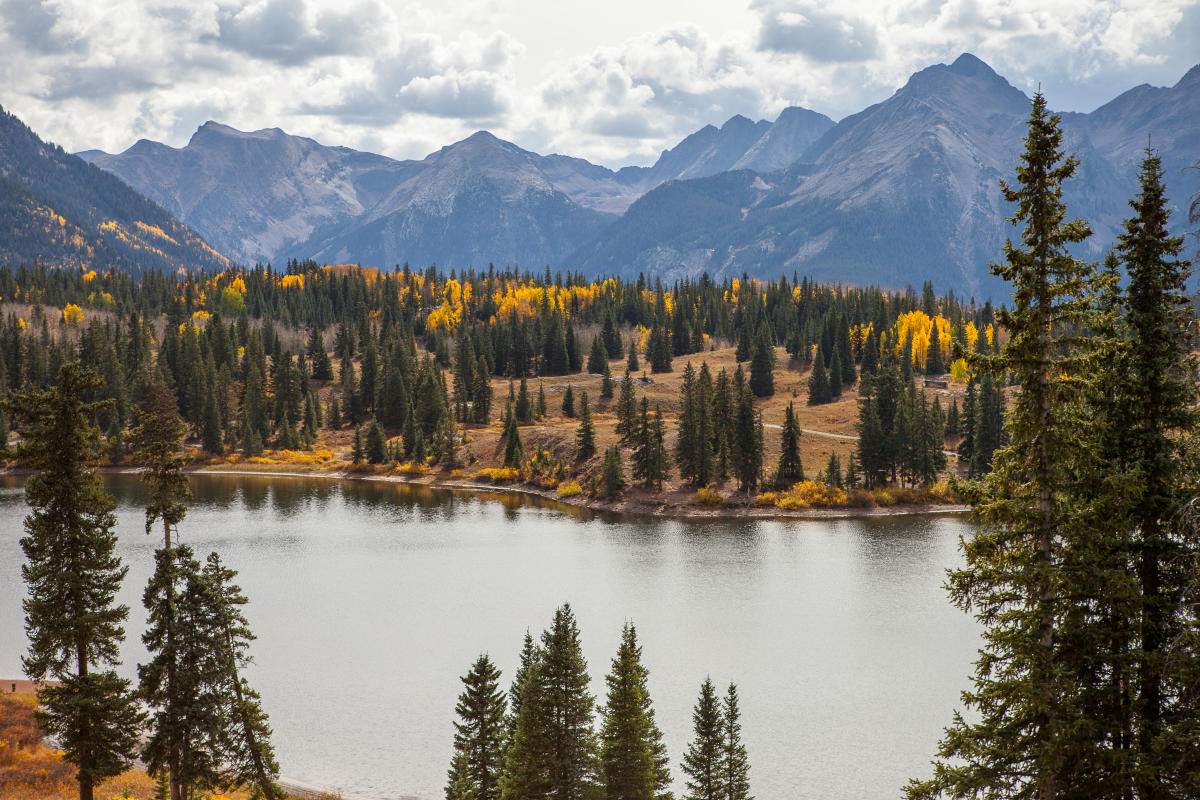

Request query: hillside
[{"left": 0, "top": 106, "right": 231, "bottom": 275}]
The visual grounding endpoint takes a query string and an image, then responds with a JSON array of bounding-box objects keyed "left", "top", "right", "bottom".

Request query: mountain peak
[
  {"left": 949, "top": 52, "right": 996, "bottom": 78},
  {"left": 189, "top": 121, "right": 287, "bottom": 146},
  {"left": 1176, "top": 63, "right": 1200, "bottom": 89}
]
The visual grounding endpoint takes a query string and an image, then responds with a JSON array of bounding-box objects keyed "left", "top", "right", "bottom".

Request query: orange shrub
[
  {"left": 556, "top": 480, "right": 583, "bottom": 497},
  {"left": 695, "top": 487, "right": 726, "bottom": 507},
  {"left": 472, "top": 467, "right": 520, "bottom": 484}
]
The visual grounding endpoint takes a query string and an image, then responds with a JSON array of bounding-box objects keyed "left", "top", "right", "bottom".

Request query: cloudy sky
[{"left": 2, "top": 0, "right": 1197, "bottom": 167}]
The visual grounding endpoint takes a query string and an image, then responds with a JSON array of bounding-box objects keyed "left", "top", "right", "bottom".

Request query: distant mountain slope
[
  {"left": 85, "top": 104, "right": 834, "bottom": 268},
  {"left": 0, "top": 106, "right": 231, "bottom": 274},
  {"left": 87, "top": 122, "right": 417, "bottom": 266},
  {"left": 571, "top": 54, "right": 1199, "bottom": 297},
  {"left": 294, "top": 131, "right": 615, "bottom": 270}
]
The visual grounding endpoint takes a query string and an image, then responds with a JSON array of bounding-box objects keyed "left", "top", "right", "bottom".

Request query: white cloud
[{"left": 0, "top": 0, "right": 1195, "bottom": 167}]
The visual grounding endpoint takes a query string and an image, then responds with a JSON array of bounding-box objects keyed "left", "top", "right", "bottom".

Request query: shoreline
[
  {"left": 186, "top": 466, "right": 973, "bottom": 522},
  {"left": 2, "top": 464, "right": 973, "bottom": 521}
]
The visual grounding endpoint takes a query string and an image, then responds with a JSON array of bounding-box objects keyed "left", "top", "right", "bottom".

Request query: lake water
[{"left": 0, "top": 473, "right": 980, "bottom": 800}]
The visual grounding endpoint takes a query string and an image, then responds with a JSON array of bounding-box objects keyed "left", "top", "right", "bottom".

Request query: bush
[
  {"left": 472, "top": 467, "right": 520, "bottom": 484},
  {"left": 846, "top": 488, "right": 877, "bottom": 508},
  {"left": 557, "top": 481, "right": 583, "bottom": 497},
  {"left": 394, "top": 461, "right": 430, "bottom": 476},
  {"left": 695, "top": 487, "right": 726, "bottom": 507}
]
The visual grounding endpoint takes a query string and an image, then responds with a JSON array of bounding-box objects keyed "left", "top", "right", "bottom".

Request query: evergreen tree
[
  {"left": 926, "top": 322, "right": 946, "bottom": 375},
  {"left": 502, "top": 405, "right": 523, "bottom": 468},
  {"left": 807, "top": 348, "right": 831, "bottom": 406},
  {"left": 536, "top": 383, "right": 547, "bottom": 420},
  {"left": 503, "top": 604, "right": 598, "bottom": 800},
  {"left": 1106, "top": 148, "right": 1200, "bottom": 794},
  {"left": 575, "top": 392, "right": 596, "bottom": 461},
  {"left": 201, "top": 552, "right": 282, "bottom": 799},
  {"left": 588, "top": 335, "right": 609, "bottom": 374},
  {"left": 748, "top": 325, "right": 775, "bottom": 398},
  {"left": 601, "top": 446, "right": 626, "bottom": 498},
  {"left": 129, "top": 384, "right": 192, "bottom": 800},
  {"left": 772, "top": 403, "right": 804, "bottom": 489},
  {"left": 601, "top": 361, "right": 614, "bottom": 400},
  {"left": 627, "top": 342, "right": 640, "bottom": 373},
  {"left": 721, "top": 684, "right": 752, "bottom": 800},
  {"left": 9, "top": 363, "right": 142, "bottom": 800},
  {"left": 598, "top": 623, "right": 671, "bottom": 800},
  {"left": 828, "top": 347, "right": 843, "bottom": 399},
  {"left": 616, "top": 372, "right": 639, "bottom": 446},
  {"left": 367, "top": 421, "right": 388, "bottom": 464},
  {"left": 910, "top": 92, "right": 1109, "bottom": 800},
  {"left": 632, "top": 399, "right": 669, "bottom": 490},
  {"left": 447, "top": 655, "right": 507, "bottom": 800},
  {"left": 352, "top": 425, "right": 364, "bottom": 464},
  {"left": 730, "top": 370, "right": 763, "bottom": 494},
  {"left": 681, "top": 678, "right": 722, "bottom": 800},
  {"left": 516, "top": 377, "right": 532, "bottom": 424},
  {"left": 562, "top": 385, "right": 576, "bottom": 418},
  {"left": 473, "top": 356, "right": 493, "bottom": 425}
]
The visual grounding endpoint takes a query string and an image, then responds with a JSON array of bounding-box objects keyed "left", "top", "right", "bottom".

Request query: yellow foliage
[
  {"left": 472, "top": 467, "right": 520, "bottom": 484},
  {"left": 557, "top": 481, "right": 583, "bottom": 497},
  {"left": 280, "top": 274, "right": 304, "bottom": 290},
  {"left": 949, "top": 358, "right": 970, "bottom": 383},
  {"left": 394, "top": 461, "right": 430, "bottom": 476},
  {"left": 82, "top": 269, "right": 97, "bottom": 282},
  {"left": 192, "top": 310, "right": 211, "bottom": 324},
  {"left": 694, "top": 487, "right": 726, "bottom": 507},
  {"left": 767, "top": 481, "right": 847, "bottom": 510},
  {"left": 62, "top": 303, "right": 84, "bottom": 326}
]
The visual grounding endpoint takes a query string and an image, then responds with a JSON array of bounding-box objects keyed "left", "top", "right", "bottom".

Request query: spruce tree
[
  {"left": 601, "top": 446, "right": 626, "bottom": 498},
  {"left": 575, "top": 391, "right": 596, "bottom": 461},
  {"left": 130, "top": 384, "right": 192, "bottom": 800},
  {"left": 681, "top": 678, "right": 722, "bottom": 800},
  {"left": 367, "top": 420, "right": 388, "bottom": 464},
  {"left": 502, "top": 405, "right": 523, "bottom": 468},
  {"left": 562, "top": 385, "right": 576, "bottom": 418},
  {"left": 828, "top": 347, "right": 843, "bottom": 399},
  {"left": 807, "top": 348, "right": 830, "bottom": 406},
  {"left": 910, "top": 92, "right": 1108, "bottom": 800},
  {"left": 721, "top": 684, "right": 752, "bottom": 800},
  {"left": 10, "top": 363, "right": 142, "bottom": 800},
  {"left": 588, "top": 335, "right": 609, "bottom": 374},
  {"left": 598, "top": 623, "right": 671, "bottom": 800},
  {"left": 1107, "top": 148, "right": 1200, "bottom": 794},
  {"left": 632, "top": 399, "right": 669, "bottom": 490},
  {"left": 730, "top": 369, "right": 763, "bottom": 494},
  {"left": 748, "top": 325, "right": 775, "bottom": 398},
  {"left": 201, "top": 552, "right": 282, "bottom": 799},
  {"left": 616, "top": 372, "right": 638, "bottom": 446},
  {"left": 926, "top": 322, "right": 946, "bottom": 375},
  {"left": 448, "top": 655, "right": 507, "bottom": 800},
  {"left": 773, "top": 402, "right": 803, "bottom": 489}
]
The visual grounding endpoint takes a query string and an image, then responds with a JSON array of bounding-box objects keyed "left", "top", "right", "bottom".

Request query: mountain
[
  {"left": 77, "top": 54, "right": 1197, "bottom": 295},
  {"left": 85, "top": 104, "right": 834, "bottom": 268},
  {"left": 571, "top": 54, "right": 1199, "bottom": 297},
  {"left": 292, "top": 131, "right": 614, "bottom": 270},
  {"left": 87, "top": 122, "right": 419, "bottom": 266},
  {"left": 0, "top": 106, "right": 231, "bottom": 274}
]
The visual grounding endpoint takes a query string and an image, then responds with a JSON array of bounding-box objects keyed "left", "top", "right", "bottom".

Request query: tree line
[{"left": 445, "top": 603, "right": 751, "bottom": 800}]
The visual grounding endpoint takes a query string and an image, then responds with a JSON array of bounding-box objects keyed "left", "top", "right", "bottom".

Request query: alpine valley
[{"left": 6, "top": 53, "right": 1198, "bottom": 298}]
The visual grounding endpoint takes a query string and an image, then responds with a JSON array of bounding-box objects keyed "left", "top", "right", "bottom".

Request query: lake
[{"left": 0, "top": 473, "right": 980, "bottom": 800}]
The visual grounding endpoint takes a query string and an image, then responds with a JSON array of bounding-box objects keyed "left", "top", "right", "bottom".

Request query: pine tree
[
  {"left": 447, "top": 655, "right": 507, "bottom": 800},
  {"left": 503, "top": 604, "right": 598, "bottom": 800},
  {"left": 598, "top": 623, "right": 671, "bottom": 800},
  {"left": 632, "top": 399, "right": 669, "bottom": 490},
  {"left": 502, "top": 405, "right": 523, "bottom": 468},
  {"left": 601, "top": 445, "right": 626, "bottom": 498},
  {"left": 748, "top": 325, "right": 775, "bottom": 398},
  {"left": 536, "top": 383, "right": 547, "bottom": 420},
  {"left": 201, "top": 552, "right": 282, "bottom": 799},
  {"left": 627, "top": 341, "right": 640, "bottom": 373},
  {"left": 1106, "top": 148, "right": 1200, "bottom": 794},
  {"left": 772, "top": 402, "right": 803, "bottom": 489},
  {"left": 926, "top": 322, "right": 946, "bottom": 375},
  {"left": 616, "top": 372, "right": 639, "bottom": 446},
  {"left": 9, "top": 363, "right": 142, "bottom": 800},
  {"left": 473, "top": 356, "right": 493, "bottom": 425},
  {"left": 721, "top": 684, "right": 752, "bottom": 800},
  {"left": 681, "top": 678, "right": 722, "bottom": 800},
  {"left": 575, "top": 391, "right": 596, "bottom": 461},
  {"left": 910, "top": 92, "right": 1109, "bottom": 800},
  {"left": 807, "top": 348, "right": 830, "bottom": 406},
  {"left": 730, "top": 369, "right": 763, "bottom": 494},
  {"left": 588, "top": 335, "right": 609, "bottom": 375},
  {"left": 516, "top": 377, "right": 532, "bottom": 423},
  {"left": 828, "top": 347, "right": 843, "bottom": 399},
  {"left": 352, "top": 425, "right": 364, "bottom": 464},
  {"left": 130, "top": 384, "right": 192, "bottom": 800},
  {"left": 601, "top": 361, "right": 614, "bottom": 400},
  {"left": 367, "top": 421, "right": 388, "bottom": 464},
  {"left": 562, "top": 385, "right": 576, "bottom": 418}
]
